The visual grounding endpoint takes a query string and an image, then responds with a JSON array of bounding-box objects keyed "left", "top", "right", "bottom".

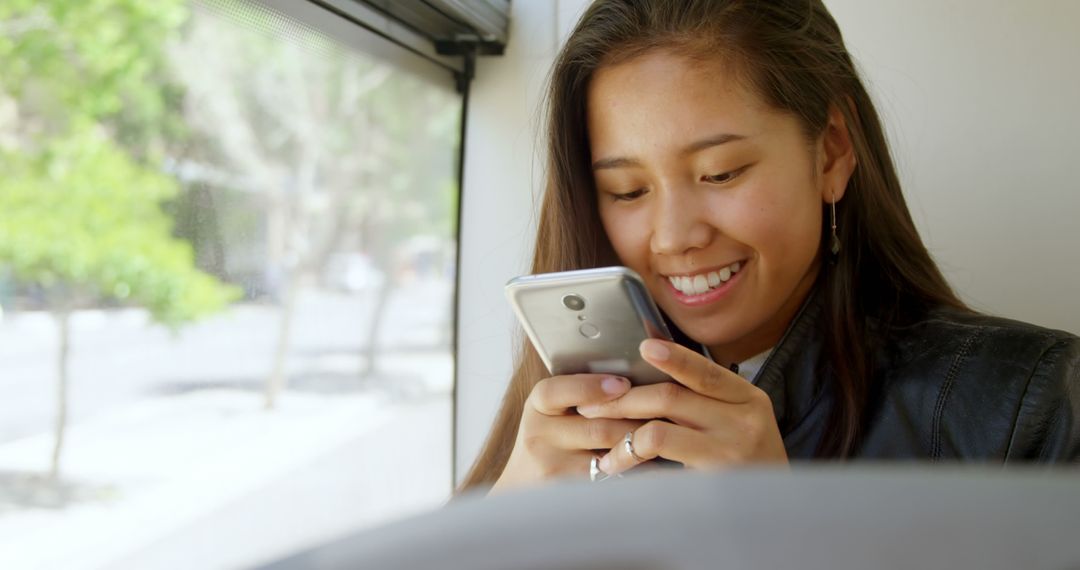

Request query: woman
[{"left": 460, "top": 0, "right": 1079, "bottom": 494}]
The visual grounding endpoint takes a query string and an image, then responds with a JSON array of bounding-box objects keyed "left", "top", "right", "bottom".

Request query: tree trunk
[
  {"left": 264, "top": 271, "right": 299, "bottom": 409},
  {"left": 50, "top": 309, "right": 71, "bottom": 480},
  {"left": 361, "top": 277, "right": 391, "bottom": 379}
]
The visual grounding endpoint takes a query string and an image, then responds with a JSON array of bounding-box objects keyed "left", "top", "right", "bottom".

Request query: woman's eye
[
  {"left": 701, "top": 167, "right": 746, "bottom": 185},
  {"left": 612, "top": 188, "right": 648, "bottom": 201}
]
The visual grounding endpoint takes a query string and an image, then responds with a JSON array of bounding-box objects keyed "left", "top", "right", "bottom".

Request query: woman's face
[{"left": 587, "top": 51, "right": 853, "bottom": 363}]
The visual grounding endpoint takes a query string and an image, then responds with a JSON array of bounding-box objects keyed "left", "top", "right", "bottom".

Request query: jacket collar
[{"left": 753, "top": 284, "right": 829, "bottom": 433}]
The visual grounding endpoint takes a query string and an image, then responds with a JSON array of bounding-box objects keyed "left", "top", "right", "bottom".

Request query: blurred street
[
  {"left": 0, "top": 279, "right": 453, "bottom": 443},
  {"left": 0, "top": 278, "right": 456, "bottom": 569}
]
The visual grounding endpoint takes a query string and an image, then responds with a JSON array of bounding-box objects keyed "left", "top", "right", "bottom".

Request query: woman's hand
[
  {"left": 490, "top": 374, "right": 646, "bottom": 494},
  {"left": 576, "top": 339, "right": 788, "bottom": 476}
]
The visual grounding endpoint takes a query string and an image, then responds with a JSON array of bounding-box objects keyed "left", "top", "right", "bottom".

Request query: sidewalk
[{"left": 0, "top": 387, "right": 453, "bottom": 569}]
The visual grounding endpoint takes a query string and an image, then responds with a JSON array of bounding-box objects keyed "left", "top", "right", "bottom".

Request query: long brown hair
[{"left": 458, "top": 0, "right": 965, "bottom": 492}]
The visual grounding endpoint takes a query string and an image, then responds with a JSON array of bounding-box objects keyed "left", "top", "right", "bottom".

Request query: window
[{"left": 0, "top": 0, "right": 462, "bottom": 566}]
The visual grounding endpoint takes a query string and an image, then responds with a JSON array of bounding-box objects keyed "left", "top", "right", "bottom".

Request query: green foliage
[
  {"left": 0, "top": 0, "right": 238, "bottom": 325},
  {"left": 0, "top": 0, "right": 189, "bottom": 153},
  {"left": 0, "top": 129, "right": 239, "bottom": 325}
]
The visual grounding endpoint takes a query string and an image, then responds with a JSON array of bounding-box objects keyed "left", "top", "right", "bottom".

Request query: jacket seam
[
  {"left": 1036, "top": 399, "right": 1064, "bottom": 461},
  {"left": 1004, "top": 338, "right": 1063, "bottom": 461},
  {"left": 931, "top": 329, "right": 980, "bottom": 460}
]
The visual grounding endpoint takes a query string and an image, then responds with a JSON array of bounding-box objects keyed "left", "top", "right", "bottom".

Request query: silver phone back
[{"left": 505, "top": 267, "right": 673, "bottom": 385}]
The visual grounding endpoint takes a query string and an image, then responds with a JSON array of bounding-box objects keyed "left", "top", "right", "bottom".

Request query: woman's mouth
[{"left": 664, "top": 259, "right": 746, "bottom": 306}]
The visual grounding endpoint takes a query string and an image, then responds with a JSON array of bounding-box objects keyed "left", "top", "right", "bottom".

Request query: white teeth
[
  {"left": 692, "top": 275, "right": 708, "bottom": 295},
  {"left": 668, "top": 260, "right": 745, "bottom": 296}
]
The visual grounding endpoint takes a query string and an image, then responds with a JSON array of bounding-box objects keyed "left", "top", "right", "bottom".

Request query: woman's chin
[{"left": 672, "top": 319, "right": 746, "bottom": 350}]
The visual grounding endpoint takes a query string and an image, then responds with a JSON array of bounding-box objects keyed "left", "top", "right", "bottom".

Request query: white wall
[
  {"left": 455, "top": 0, "right": 1080, "bottom": 483},
  {"left": 826, "top": 0, "right": 1080, "bottom": 331}
]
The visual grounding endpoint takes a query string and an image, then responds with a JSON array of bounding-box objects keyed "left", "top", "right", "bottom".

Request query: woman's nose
[{"left": 648, "top": 188, "right": 712, "bottom": 256}]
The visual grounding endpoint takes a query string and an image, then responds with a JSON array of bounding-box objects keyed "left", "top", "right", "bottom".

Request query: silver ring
[
  {"left": 624, "top": 431, "right": 646, "bottom": 463},
  {"left": 589, "top": 455, "right": 610, "bottom": 482}
]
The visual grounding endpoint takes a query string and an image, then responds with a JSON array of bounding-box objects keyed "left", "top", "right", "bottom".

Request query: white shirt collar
[{"left": 701, "top": 344, "right": 774, "bottom": 384}]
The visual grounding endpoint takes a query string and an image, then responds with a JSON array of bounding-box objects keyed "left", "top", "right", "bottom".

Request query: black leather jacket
[{"left": 749, "top": 288, "right": 1080, "bottom": 462}]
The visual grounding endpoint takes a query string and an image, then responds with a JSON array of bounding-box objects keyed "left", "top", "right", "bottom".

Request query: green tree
[
  {"left": 0, "top": 0, "right": 239, "bottom": 479},
  {"left": 169, "top": 4, "right": 460, "bottom": 407}
]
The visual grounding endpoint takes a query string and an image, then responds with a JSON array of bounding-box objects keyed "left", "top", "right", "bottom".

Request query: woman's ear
[{"left": 819, "top": 103, "right": 857, "bottom": 204}]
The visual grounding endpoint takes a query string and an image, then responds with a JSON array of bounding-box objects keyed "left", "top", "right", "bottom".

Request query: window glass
[{"left": 0, "top": 0, "right": 460, "bottom": 566}]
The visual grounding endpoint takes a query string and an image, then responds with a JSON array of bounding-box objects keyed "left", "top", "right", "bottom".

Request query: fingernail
[
  {"left": 577, "top": 404, "right": 599, "bottom": 417},
  {"left": 640, "top": 339, "right": 670, "bottom": 361},
  {"left": 601, "top": 376, "right": 630, "bottom": 395},
  {"left": 599, "top": 454, "right": 613, "bottom": 473}
]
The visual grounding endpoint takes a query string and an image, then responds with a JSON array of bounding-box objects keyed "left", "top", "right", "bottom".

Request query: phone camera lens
[{"left": 562, "top": 294, "right": 585, "bottom": 311}]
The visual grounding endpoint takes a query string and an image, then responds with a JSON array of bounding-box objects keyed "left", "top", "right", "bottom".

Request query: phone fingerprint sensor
[
  {"left": 578, "top": 322, "right": 601, "bottom": 339},
  {"left": 588, "top": 359, "right": 631, "bottom": 374}
]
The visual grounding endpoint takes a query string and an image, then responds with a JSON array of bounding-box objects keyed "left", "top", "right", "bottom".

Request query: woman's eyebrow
[
  {"left": 682, "top": 132, "right": 747, "bottom": 155},
  {"left": 591, "top": 132, "right": 748, "bottom": 171}
]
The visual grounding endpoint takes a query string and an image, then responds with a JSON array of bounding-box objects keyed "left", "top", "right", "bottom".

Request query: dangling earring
[{"left": 830, "top": 189, "right": 841, "bottom": 256}]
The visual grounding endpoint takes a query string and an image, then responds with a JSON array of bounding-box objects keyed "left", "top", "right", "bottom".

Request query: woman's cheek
[{"left": 600, "top": 208, "right": 642, "bottom": 263}]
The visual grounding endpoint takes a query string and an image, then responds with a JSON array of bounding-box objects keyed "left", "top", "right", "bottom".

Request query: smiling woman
[
  {"left": 589, "top": 51, "right": 846, "bottom": 367},
  {"left": 458, "top": 0, "right": 1080, "bottom": 494}
]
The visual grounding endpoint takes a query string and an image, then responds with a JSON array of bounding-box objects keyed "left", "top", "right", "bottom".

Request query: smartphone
[{"left": 505, "top": 266, "right": 674, "bottom": 385}]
